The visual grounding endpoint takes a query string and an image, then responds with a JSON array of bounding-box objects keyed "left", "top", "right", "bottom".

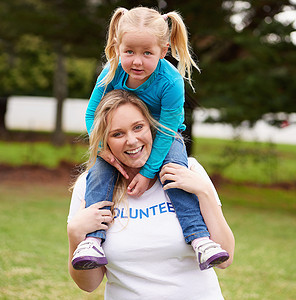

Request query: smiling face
[
  {"left": 107, "top": 102, "right": 153, "bottom": 170},
  {"left": 118, "top": 31, "right": 168, "bottom": 89}
]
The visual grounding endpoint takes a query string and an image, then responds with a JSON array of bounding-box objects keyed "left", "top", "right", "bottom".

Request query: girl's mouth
[{"left": 131, "top": 68, "right": 144, "bottom": 74}]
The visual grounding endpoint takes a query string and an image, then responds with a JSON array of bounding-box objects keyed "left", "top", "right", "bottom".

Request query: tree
[
  {"left": 0, "top": 0, "right": 110, "bottom": 144},
  {"left": 176, "top": 0, "right": 296, "bottom": 127},
  {"left": 1, "top": 0, "right": 295, "bottom": 145}
]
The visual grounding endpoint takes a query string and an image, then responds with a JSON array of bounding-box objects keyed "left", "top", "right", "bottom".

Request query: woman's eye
[
  {"left": 134, "top": 124, "right": 143, "bottom": 131},
  {"left": 112, "top": 132, "right": 122, "bottom": 138},
  {"left": 126, "top": 50, "right": 133, "bottom": 54}
]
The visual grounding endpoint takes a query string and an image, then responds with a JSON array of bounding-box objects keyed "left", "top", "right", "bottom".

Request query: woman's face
[{"left": 107, "top": 103, "right": 152, "bottom": 169}]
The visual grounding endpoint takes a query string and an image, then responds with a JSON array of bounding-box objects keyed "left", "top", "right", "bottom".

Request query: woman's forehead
[{"left": 108, "top": 103, "right": 146, "bottom": 126}]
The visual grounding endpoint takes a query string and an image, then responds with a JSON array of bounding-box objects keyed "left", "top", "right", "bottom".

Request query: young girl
[{"left": 72, "top": 6, "right": 229, "bottom": 271}]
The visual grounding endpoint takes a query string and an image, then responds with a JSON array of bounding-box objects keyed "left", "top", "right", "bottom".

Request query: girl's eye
[{"left": 144, "top": 51, "right": 152, "bottom": 56}]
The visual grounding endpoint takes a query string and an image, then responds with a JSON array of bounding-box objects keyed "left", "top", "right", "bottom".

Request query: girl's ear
[{"left": 160, "top": 43, "right": 169, "bottom": 59}]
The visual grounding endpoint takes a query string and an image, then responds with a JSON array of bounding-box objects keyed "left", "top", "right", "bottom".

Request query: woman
[{"left": 67, "top": 89, "right": 235, "bottom": 299}]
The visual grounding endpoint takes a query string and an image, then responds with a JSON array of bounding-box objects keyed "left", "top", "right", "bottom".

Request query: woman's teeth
[{"left": 126, "top": 146, "right": 142, "bottom": 154}]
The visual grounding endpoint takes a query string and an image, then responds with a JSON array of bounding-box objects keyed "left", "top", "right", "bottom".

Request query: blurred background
[
  {"left": 0, "top": 0, "right": 295, "bottom": 145},
  {"left": 0, "top": 1, "right": 295, "bottom": 299}
]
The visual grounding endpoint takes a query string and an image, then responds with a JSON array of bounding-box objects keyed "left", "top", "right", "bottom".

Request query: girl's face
[
  {"left": 118, "top": 31, "right": 168, "bottom": 89},
  {"left": 107, "top": 103, "right": 152, "bottom": 170}
]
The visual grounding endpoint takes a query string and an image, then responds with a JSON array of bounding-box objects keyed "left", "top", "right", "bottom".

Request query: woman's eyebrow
[{"left": 109, "top": 120, "right": 146, "bottom": 133}]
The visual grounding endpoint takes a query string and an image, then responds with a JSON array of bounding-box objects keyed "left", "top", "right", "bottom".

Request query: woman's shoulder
[{"left": 188, "top": 157, "right": 205, "bottom": 171}]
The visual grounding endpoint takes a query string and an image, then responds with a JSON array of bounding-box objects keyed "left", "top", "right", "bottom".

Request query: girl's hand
[
  {"left": 68, "top": 200, "right": 114, "bottom": 240},
  {"left": 99, "top": 149, "right": 129, "bottom": 179},
  {"left": 127, "top": 173, "right": 151, "bottom": 197},
  {"left": 159, "top": 163, "right": 211, "bottom": 194}
]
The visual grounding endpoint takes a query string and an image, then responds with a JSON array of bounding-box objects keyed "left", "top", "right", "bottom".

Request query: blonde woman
[{"left": 68, "top": 90, "right": 235, "bottom": 299}]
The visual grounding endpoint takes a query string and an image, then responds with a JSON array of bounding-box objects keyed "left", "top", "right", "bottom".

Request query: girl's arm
[
  {"left": 139, "top": 64, "right": 186, "bottom": 180},
  {"left": 159, "top": 161, "right": 235, "bottom": 269},
  {"left": 67, "top": 176, "right": 113, "bottom": 291}
]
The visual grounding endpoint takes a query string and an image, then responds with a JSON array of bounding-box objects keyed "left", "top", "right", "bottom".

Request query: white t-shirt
[{"left": 68, "top": 158, "right": 224, "bottom": 300}]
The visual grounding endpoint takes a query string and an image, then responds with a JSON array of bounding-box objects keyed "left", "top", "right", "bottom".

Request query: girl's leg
[
  {"left": 72, "top": 156, "right": 118, "bottom": 270},
  {"left": 85, "top": 156, "right": 118, "bottom": 241},
  {"left": 162, "top": 136, "right": 229, "bottom": 270},
  {"left": 162, "top": 137, "right": 209, "bottom": 243}
]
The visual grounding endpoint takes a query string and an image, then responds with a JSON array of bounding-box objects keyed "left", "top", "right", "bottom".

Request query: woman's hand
[
  {"left": 68, "top": 200, "right": 114, "bottom": 242},
  {"left": 127, "top": 173, "right": 151, "bottom": 197},
  {"left": 159, "top": 163, "right": 211, "bottom": 195},
  {"left": 67, "top": 200, "right": 112, "bottom": 292},
  {"left": 99, "top": 149, "right": 129, "bottom": 179}
]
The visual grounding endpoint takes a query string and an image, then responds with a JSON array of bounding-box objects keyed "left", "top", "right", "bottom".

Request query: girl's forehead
[{"left": 120, "top": 30, "right": 160, "bottom": 46}]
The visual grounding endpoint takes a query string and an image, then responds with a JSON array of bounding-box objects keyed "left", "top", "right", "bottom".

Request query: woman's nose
[{"left": 126, "top": 132, "right": 138, "bottom": 145}]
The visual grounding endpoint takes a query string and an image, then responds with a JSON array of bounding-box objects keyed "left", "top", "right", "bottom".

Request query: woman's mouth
[{"left": 125, "top": 146, "right": 143, "bottom": 155}]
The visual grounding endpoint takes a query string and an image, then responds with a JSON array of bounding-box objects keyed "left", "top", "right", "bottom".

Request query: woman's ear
[{"left": 160, "top": 43, "right": 169, "bottom": 59}]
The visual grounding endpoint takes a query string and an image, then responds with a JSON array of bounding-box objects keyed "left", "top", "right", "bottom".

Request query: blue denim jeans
[
  {"left": 162, "top": 137, "right": 209, "bottom": 243},
  {"left": 85, "top": 137, "right": 209, "bottom": 243},
  {"left": 85, "top": 156, "right": 118, "bottom": 241}
]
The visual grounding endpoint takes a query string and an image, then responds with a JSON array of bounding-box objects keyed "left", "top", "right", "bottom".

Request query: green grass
[
  {"left": 0, "top": 182, "right": 105, "bottom": 300},
  {"left": 0, "top": 141, "right": 88, "bottom": 168},
  {"left": 0, "top": 137, "right": 295, "bottom": 299},
  {"left": 0, "top": 181, "right": 295, "bottom": 299},
  {"left": 216, "top": 183, "right": 296, "bottom": 300},
  {"left": 1, "top": 137, "right": 295, "bottom": 184},
  {"left": 192, "top": 137, "right": 296, "bottom": 184}
]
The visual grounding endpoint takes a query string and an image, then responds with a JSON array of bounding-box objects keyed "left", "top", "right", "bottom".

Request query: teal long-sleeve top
[{"left": 85, "top": 58, "right": 186, "bottom": 179}]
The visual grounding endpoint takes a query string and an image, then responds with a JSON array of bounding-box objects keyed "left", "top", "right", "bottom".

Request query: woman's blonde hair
[
  {"left": 101, "top": 6, "right": 199, "bottom": 91},
  {"left": 87, "top": 89, "right": 179, "bottom": 208}
]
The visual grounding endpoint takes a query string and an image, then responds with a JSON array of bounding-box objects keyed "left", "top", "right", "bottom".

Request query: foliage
[
  {"left": 166, "top": 0, "right": 296, "bottom": 126},
  {"left": 0, "top": 0, "right": 295, "bottom": 128}
]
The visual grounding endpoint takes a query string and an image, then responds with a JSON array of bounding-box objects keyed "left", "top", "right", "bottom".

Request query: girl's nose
[{"left": 133, "top": 56, "right": 142, "bottom": 65}]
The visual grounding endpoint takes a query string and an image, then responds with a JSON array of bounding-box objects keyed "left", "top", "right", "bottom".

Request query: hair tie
[
  {"left": 162, "top": 14, "right": 168, "bottom": 21},
  {"left": 121, "top": 8, "right": 128, "bottom": 15}
]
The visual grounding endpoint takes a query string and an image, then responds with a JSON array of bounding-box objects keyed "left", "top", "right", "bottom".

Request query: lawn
[
  {"left": 0, "top": 180, "right": 295, "bottom": 299},
  {"left": 0, "top": 137, "right": 295, "bottom": 299}
]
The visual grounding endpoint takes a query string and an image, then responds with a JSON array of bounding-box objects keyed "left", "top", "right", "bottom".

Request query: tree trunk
[
  {"left": 0, "top": 96, "right": 8, "bottom": 138},
  {"left": 52, "top": 47, "right": 67, "bottom": 146}
]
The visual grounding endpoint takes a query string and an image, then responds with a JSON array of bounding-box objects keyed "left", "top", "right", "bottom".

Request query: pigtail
[
  {"left": 166, "top": 11, "right": 200, "bottom": 91},
  {"left": 99, "top": 8, "right": 127, "bottom": 88}
]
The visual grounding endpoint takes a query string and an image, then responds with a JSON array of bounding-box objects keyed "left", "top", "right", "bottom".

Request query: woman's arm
[
  {"left": 159, "top": 162, "right": 235, "bottom": 269},
  {"left": 67, "top": 188, "right": 113, "bottom": 292}
]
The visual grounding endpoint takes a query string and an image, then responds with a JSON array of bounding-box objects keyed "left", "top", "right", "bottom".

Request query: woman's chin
[{"left": 122, "top": 158, "right": 147, "bottom": 170}]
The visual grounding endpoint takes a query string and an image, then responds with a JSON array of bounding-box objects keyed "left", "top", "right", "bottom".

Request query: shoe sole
[
  {"left": 200, "top": 252, "right": 229, "bottom": 271},
  {"left": 72, "top": 256, "right": 108, "bottom": 270}
]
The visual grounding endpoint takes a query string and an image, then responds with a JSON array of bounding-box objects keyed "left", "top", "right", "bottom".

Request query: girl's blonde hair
[{"left": 101, "top": 6, "right": 199, "bottom": 91}]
